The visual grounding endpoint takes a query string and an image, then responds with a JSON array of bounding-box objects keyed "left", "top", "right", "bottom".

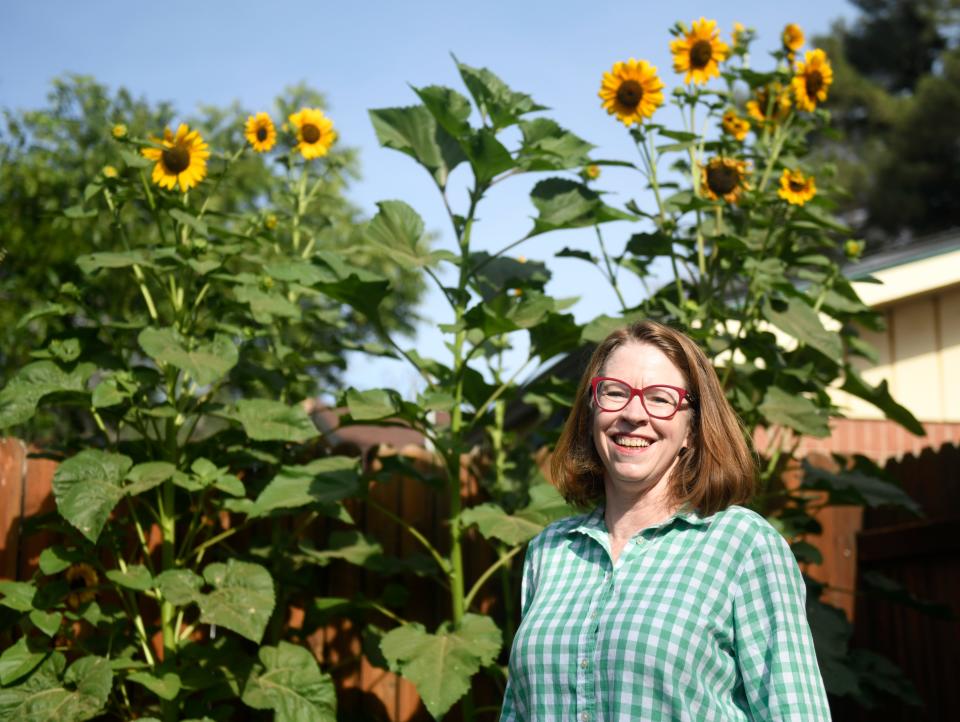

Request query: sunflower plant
[
  {"left": 0, "top": 100, "right": 394, "bottom": 721},
  {"left": 353, "top": 20, "right": 925, "bottom": 719}
]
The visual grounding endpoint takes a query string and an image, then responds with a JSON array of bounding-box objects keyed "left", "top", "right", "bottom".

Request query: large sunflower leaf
[
  {"left": 364, "top": 201, "right": 438, "bottom": 269},
  {"left": 528, "top": 178, "right": 633, "bottom": 237},
  {"left": 52, "top": 450, "right": 133, "bottom": 543},
  {"left": 800, "top": 458, "right": 921, "bottom": 513},
  {"left": 243, "top": 457, "right": 360, "bottom": 518},
  {"left": 758, "top": 387, "right": 830, "bottom": 438},
  {"left": 0, "top": 581, "right": 37, "bottom": 612},
  {"left": 156, "top": 569, "right": 203, "bottom": 606},
  {"left": 380, "top": 614, "right": 502, "bottom": 719},
  {"left": 455, "top": 60, "right": 546, "bottom": 129},
  {"left": 369, "top": 105, "right": 466, "bottom": 189},
  {"left": 761, "top": 295, "right": 842, "bottom": 361},
  {"left": 462, "top": 127, "right": 515, "bottom": 185},
  {"left": 0, "top": 637, "right": 49, "bottom": 686},
  {"left": 841, "top": 366, "right": 924, "bottom": 435},
  {"left": 0, "top": 361, "right": 95, "bottom": 429},
  {"left": 241, "top": 642, "right": 337, "bottom": 722},
  {"left": 412, "top": 85, "right": 472, "bottom": 139},
  {"left": 0, "top": 653, "right": 113, "bottom": 722},
  {"left": 225, "top": 399, "right": 318, "bottom": 442},
  {"left": 75, "top": 249, "right": 156, "bottom": 275},
  {"left": 299, "top": 531, "right": 383, "bottom": 568},
  {"left": 197, "top": 560, "right": 275, "bottom": 644},
  {"left": 460, "top": 504, "right": 542, "bottom": 546},
  {"left": 137, "top": 327, "right": 238, "bottom": 387},
  {"left": 127, "top": 671, "right": 181, "bottom": 701},
  {"left": 518, "top": 118, "right": 594, "bottom": 171}
]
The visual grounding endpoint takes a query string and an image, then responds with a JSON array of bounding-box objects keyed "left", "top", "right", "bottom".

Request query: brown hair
[{"left": 550, "top": 320, "right": 755, "bottom": 515}]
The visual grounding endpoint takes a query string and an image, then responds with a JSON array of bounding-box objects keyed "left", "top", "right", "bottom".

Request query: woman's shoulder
[
  {"left": 529, "top": 509, "right": 595, "bottom": 548},
  {"left": 702, "top": 504, "right": 788, "bottom": 547}
]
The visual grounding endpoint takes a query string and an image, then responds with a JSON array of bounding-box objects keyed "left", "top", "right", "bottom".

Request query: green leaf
[
  {"left": 841, "top": 366, "right": 924, "bottom": 436},
  {"left": 0, "top": 637, "right": 48, "bottom": 685},
  {"left": 461, "top": 485, "right": 572, "bottom": 545},
  {"left": 197, "top": 560, "right": 275, "bottom": 644},
  {"left": 368, "top": 105, "right": 466, "bottom": 188},
  {"left": 365, "top": 201, "right": 436, "bottom": 268},
  {"left": 517, "top": 118, "right": 594, "bottom": 171},
  {"left": 0, "top": 361, "right": 95, "bottom": 429},
  {"left": 241, "top": 642, "right": 337, "bottom": 722},
  {"left": 244, "top": 457, "right": 360, "bottom": 518},
  {"left": 758, "top": 387, "right": 830, "bottom": 437},
  {"left": 761, "top": 296, "right": 842, "bottom": 360},
  {"left": 38, "top": 547, "right": 81, "bottom": 576},
  {"left": 314, "top": 258, "right": 391, "bottom": 327},
  {"left": 52, "top": 450, "right": 132, "bottom": 542},
  {"left": 76, "top": 249, "right": 155, "bottom": 275},
  {"left": 106, "top": 565, "right": 154, "bottom": 592},
  {"left": 0, "top": 654, "right": 113, "bottom": 722},
  {"left": 299, "top": 531, "right": 383, "bottom": 568},
  {"left": 234, "top": 285, "right": 302, "bottom": 322},
  {"left": 156, "top": 569, "right": 203, "bottom": 606},
  {"left": 0, "top": 581, "right": 37, "bottom": 612},
  {"left": 463, "top": 128, "right": 515, "bottom": 185},
  {"left": 29, "top": 610, "right": 63, "bottom": 637},
  {"left": 137, "top": 327, "right": 238, "bottom": 386},
  {"left": 455, "top": 60, "right": 546, "bottom": 129},
  {"left": 345, "top": 388, "right": 400, "bottom": 421},
  {"left": 528, "top": 312, "right": 581, "bottom": 361},
  {"left": 226, "top": 399, "right": 318, "bottom": 442},
  {"left": 460, "top": 504, "right": 543, "bottom": 545},
  {"left": 125, "top": 461, "right": 177, "bottom": 496},
  {"left": 791, "top": 541, "right": 823, "bottom": 565},
  {"left": 528, "top": 178, "right": 632, "bottom": 237},
  {"left": 127, "top": 671, "right": 181, "bottom": 701},
  {"left": 169, "top": 208, "right": 208, "bottom": 236},
  {"left": 801, "top": 459, "right": 921, "bottom": 513},
  {"left": 412, "top": 85, "right": 472, "bottom": 139},
  {"left": 381, "top": 614, "right": 502, "bottom": 719}
]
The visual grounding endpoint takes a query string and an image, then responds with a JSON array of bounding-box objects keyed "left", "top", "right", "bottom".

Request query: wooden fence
[{"left": 0, "top": 438, "right": 501, "bottom": 721}]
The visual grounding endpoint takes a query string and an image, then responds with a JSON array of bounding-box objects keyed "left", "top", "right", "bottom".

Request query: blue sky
[{"left": 6, "top": 0, "right": 857, "bottom": 394}]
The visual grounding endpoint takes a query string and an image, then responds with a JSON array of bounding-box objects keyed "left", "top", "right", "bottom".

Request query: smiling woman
[{"left": 499, "top": 320, "right": 832, "bottom": 721}]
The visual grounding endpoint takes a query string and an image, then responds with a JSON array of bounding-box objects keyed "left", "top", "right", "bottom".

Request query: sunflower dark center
[
  {"left": 707, "top": 164, "right": 739, "bottom": 195},
  {"left": 69, "top": 576, "right": 89, "bottom": 591},
  {"left": 256, "top": 126, "right": 268, "bottom": 142},
  {"left": 789, "top": 179, "right": 807, "bottom": 192},
  {"left": 616, "top": 80, "right": 644, "bottom": 109},
  {"left": 690, "top": 40, "right": 713, "bottom": 68},
  {"left": 301, "top": 123, "right": 321, "bottom": 144},
  {"left": 805, "top": 71, "right": 824, "bottom": 97},
  {"left": 161, "top": 146, "right": 191, "bottom": 174}
]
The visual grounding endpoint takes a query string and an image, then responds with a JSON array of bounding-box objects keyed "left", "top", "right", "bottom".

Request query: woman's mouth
[{"left": 613, "top": 435, "right": 652, "bottom": 448}]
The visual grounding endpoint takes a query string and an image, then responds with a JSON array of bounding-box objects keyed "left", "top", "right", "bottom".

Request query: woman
[{"left": 500, "top": 320, "right": 831, "bottom": 721}]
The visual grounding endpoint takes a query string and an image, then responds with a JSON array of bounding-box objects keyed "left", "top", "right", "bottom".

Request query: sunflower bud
[
  {"left": 844, "top": 239, "right": 865, "bottom": 260},
  {"left": 112, "top": 124, "right": 128, "bottom": 139},
  {"left": 102, "top": 165, "right": 119, "bottom": 179},
  {"left": 264, "top": 214, "right": 278, "bottom": 230}
]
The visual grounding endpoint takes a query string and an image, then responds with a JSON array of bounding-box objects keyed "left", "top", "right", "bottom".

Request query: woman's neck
[{"left": 603, "top": 478, "right": 677, "bottom": 543}]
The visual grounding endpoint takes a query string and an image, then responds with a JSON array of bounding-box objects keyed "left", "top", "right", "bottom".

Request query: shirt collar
[{"left": 568, "top": 503, "right": 712, "bottom": 540}]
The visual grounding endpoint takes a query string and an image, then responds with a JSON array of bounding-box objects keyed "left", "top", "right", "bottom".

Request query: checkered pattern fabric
[{"left": 500, "top": 505, "right": 831, "bottom": 721}]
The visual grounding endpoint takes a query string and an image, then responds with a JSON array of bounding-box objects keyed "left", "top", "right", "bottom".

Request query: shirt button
[
  {"left": 580, "top": 658, "right": 589, "bottom": 669},
  {"left": 580, "top": 713, "right": 590, "bottom": 722}
]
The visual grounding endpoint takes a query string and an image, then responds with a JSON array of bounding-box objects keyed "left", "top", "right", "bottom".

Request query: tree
[
  {"left": 810, "top": 0, "right": 960, "bottom": 246},
  {"left": 0, "top": 76, "right": 425, "bottom": 406}
]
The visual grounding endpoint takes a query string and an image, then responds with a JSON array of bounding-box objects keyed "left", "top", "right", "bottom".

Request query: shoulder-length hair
[{"left": 550, "top": 320, "right": 755, "bottom": 515}]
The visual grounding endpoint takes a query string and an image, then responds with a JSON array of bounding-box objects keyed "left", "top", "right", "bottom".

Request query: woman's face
[{"left": 591, "top": 341, "right": 693, "bottom": 499}]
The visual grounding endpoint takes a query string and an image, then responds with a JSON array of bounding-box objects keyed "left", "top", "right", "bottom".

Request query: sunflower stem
[
  {"left": 595, "top": 225, "right": 628, "bottom": 311},
  {"left": 637, "top": 130, "right": 683, "bottom": 306}
]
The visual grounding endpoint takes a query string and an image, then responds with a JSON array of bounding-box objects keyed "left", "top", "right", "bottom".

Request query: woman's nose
[{"left": 619, "top": 393, "right": 649, "bottom": 422}]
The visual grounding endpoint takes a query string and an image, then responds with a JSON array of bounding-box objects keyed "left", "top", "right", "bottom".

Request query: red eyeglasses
[{"left": 590, "top": 377, "right": 694, "bottom": 420}]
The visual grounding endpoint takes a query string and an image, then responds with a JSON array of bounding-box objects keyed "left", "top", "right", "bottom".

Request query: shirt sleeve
[
  {"left": 732, "top": 529, "right": 832, "bottom": 721},
  {"left": 499, "top": 532, "right": 542, "bottom": 721}
]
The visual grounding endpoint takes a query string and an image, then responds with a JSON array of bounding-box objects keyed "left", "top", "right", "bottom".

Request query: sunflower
[
  {"left": 289, "top": 108, "right": 337, "bottom": 159},
  {"left": 141, "top": 124, "right": 210, "bottom": 193},
  {"left": 792, "top": 49, "right": 833, "bottom": 112},
  {"left": 244, "top": 113, "right": 277, "bottom": 153},
  {"left": 65, "top": 562, "right": 99, "bottom": 609},
  {"left": 782, "top": 23, "right": 805, "bottom": 56},
  {"left": 112, "top": 124, "right": 128, "bottom": 139},
  {"left": 721, "top": 109, "right": 750, "bottom": 141},
  {"left": 599, "top": 58, "right": 665, "bottom": 126},
  {"left": 746, "top": 83, "right": 792, "bottom": 124},
  {"left": 701, "top": 157, "right": 750, "bottom": 203},
  {"left": 778, "top": 168, "right": 816, "bottom": 205},
  {"left": 732, "top": 22, "right": 746, "bottom": 49},
  {"left": 670, "top": 17, "right": 730, "bottom": 85},
  {"left": 584, "top": 164, "right": 601, "bottom": 180}
]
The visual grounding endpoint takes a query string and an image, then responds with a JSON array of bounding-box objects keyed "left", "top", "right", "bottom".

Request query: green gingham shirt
[{"left": 500, "top": 504, "right": 831, "bottom": 721}]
